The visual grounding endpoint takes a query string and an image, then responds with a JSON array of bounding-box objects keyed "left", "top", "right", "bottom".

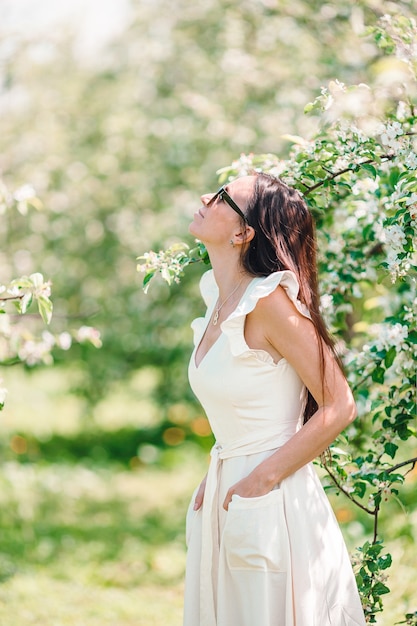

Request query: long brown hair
[{"left": 241, "top": 173, "right": 338, "bottom": 423}]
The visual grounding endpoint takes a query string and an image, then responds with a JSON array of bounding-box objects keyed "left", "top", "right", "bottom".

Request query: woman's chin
[{"left": 188, "top": 220, "right": 199, "bottom": 237}]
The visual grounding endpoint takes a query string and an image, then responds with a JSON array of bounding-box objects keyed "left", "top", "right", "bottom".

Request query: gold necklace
[{"left": 212, "top": 278, "right": 243, "bottom": 326}]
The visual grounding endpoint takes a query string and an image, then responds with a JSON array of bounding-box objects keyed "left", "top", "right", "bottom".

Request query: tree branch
[
  {"left": 386, "top": 456, "right": 417, "bottom": 475},
  {"left": 302, "top": 154, "right": 395, "bottom": 196},
  {"left": 0, "top": 294, "right": 24, "bottom": 302},
  {"left": 351, "top": 371, "right": 374, "bottom": 392},
  {"left": 6, "top": 310, "right": 99, "bottom": 320},
  {"left": 322, "top": 460, "right": 375, "bottom": 515},
  {"left": 324, "top": 455, "right": 417, "bottom": 544}
]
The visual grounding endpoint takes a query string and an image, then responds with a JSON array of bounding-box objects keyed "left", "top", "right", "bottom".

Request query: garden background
[{"left": 0, "top": 0, "right": 416, "bottom": 624}]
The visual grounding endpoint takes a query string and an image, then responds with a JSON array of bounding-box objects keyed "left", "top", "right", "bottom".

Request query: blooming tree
[
  {"left": 138, "top": 14, "right": 417, "bottom": 623},
  {"left": 0, "top": 179, "right": 102, "bottom": 410}
]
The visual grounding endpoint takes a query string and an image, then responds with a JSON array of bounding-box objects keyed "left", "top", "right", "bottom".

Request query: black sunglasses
[{"left": 208, "top": 186, "right": 250, "bottom": 224}]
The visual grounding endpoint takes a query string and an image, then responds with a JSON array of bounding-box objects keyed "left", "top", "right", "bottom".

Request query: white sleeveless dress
[{"left": 184, "top": 269, "right": 366, "bottom": 626}]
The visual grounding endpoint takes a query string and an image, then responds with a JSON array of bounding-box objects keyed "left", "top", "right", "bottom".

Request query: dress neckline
[{"left": 193, "top": 276, "right": 257, "bottom": 370}]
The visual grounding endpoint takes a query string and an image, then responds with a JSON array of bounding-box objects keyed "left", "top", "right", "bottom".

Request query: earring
[{"left": 230, "top": 239, "right": 235, "bottom": 248}]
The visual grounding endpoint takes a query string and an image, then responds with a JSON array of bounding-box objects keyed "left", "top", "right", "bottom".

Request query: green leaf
[
  {"left": 372, "top": 367, "right": 385, "bottom": 384},
  {"left": 20, "top": 292, "right": 33, "bottom": 314},
  {"left": 379, "top": 553, "right": 392, "bottom": 570},
  {"left": 384, "top": 347, "right": 396, "bottom": 368},
  {"left": 304, "top": 101, "right": 316, "bottom": 114},
  {"left": 29, "top": 272, "right": 44, "bottom": 288},
  {"left": 142, "top": 272, "right": 155, "bottom": 293},
  {"left": 372, "top": 582, "right": 390, "bottom": 596},
  {"left": 354, "top": 482, "right": 367, "bottom": 498},
  {"left": 367, "top": 543, "right": 383, "bottom": 558},
  {"left": 37, "top": 295, "right": 53, "bottom": 325},
  {"left": 361, "top": 163, "right": 378, "bottom": 178},
  {"left": 407, "top": 330, "right": 417, "bottom": 344},
  {"left": 384, "top": 442, "right": 398, "bottom": 459}
]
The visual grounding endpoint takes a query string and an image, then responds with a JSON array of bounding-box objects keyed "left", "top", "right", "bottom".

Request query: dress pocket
[
  {"left": 222, "top": 488, "right": 289, "bottom": 572},
  {"left": 185, "top": 486, "right": 199, "bottom": 547}
]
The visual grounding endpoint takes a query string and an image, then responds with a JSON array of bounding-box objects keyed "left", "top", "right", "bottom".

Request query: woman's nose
[{"left": 200, "top": 193, "right": 213, "bottom": 206}]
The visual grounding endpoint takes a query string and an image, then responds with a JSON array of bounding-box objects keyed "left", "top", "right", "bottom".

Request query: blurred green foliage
[{"left": 0, "top": 457, "right": 202, "bottom": 625}]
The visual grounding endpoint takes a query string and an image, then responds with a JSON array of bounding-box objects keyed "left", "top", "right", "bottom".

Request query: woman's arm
[{"left": 223, "top": 285, "right": 357, "bottom": 510}]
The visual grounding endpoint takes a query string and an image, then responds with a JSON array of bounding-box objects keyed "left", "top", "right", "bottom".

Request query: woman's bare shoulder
[{"left": 250, "top": 284, "right": 312, "bottom": 325}]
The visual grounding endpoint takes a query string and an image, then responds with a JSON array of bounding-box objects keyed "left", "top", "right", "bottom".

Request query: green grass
[
  {"left": 0, "top": 368, "right": 205, "bottom": 624},
  {"left": 0, "top": 575, "right": 184, "bottom": 625},
  {"left": 0, "top": 456, "right": 206, "bottom": 626},
  {"left": 0, "top": 368, "right": 416, "bottom": 625}
]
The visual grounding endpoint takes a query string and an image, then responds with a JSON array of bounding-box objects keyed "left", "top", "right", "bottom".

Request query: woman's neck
[{"left": 209, "top": 252, "right": 252, "bottom": 299}]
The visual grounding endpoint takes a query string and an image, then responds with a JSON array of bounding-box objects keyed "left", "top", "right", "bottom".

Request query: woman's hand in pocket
[
  {"left": 223, "top": 468, "right": 276, "bottom": 511},
  {"left": 193, "top": 474, "right": 207, "bottom": 510}
]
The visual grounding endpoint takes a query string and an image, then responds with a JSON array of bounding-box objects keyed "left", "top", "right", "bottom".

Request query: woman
[{"left": 184, "top": 173, "right": 366, "bottom": 626}]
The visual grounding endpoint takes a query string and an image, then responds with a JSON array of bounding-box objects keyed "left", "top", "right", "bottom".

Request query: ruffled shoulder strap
[
  {"left": 190, "top": 270, "right": 218, "bottom": 346},
  {"left": 221, "top": 270, "right": 311, "bottom": 358},
  {"left": 198, "top": 269, "right": 218, "bottom": 308}
]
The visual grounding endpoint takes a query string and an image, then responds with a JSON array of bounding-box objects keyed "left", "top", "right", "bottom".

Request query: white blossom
[
  {"left": 57, "top": 332, "right": 72, "bottom": 350},
  {"left": 352, "top": 178, "right": 379, "bottom": 195},
  {"left": 384, "top": 224, "right": 407, "bottom": 250},
  {"left": 405, "top": 152, "right": 417, "bottom": 170},
  {"left": 320, "top": 294, "right": 334, "bottom": 310},
  {"left": 18, "top": 339, "right": 54, "bottom": 366},
  {"left": 0, "top": 314, "right": 11, "bottom": 336},
  {"left": 333, "top": 157, "right": 350, "bottom": 170},
  {"left": 386, "top": 256, "right": 407, "bottom": 282},
  {"left": 41, "top": 331, "right": 56, "bottom": 349},
  {"left": 382, "top": 121, "right": 404, "bottom": 140},
  {"left": 372, "top": 322, "right": 408, "bottom": 351},
  {"left": 406, "top": 193, "right": 417, "bottom": 206},
  {"left": 7, "top": 286, "right": 20, "bottom": 297},
  {"left": 75, "top": 326, "right": 102, "bottom": 348},
  {"left": 406, "top": 194, "right": 417, "bottom": 220},
  {"left": 0, "top": 381, "right": 7, "bottom": 406},
  {"left": 396, "top": 100, "right": 408, "bottom": 120},
  {"left": 327, "top": 237, "right": 344, "bottom": 254},
  {"left": 380, "top": 122, "right": 404, "bottom": 151},
  {"left": 345, "top": 216, "right": 358, "bottom": 230},
  {"left": 354, "top": 200, "right": 377, "bottom": 221},
  {"left": 13, "top": 184, "right": 36, "bottom": 202}
]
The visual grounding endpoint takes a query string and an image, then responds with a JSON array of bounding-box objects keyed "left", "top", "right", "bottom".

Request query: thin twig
[
  {"left": 372, "top": 458, "right": 417, "bottom": 542},
  {"left": 351, "top": 371, "right": 374, "bottom": 392},
  {"left": 322, "top": 461, "right": 375, "bottom": 515},
  {"left": 302, "top": 154, "right": 395, "bottom": 196},
  {"left": 0, "top": 294, "right": 24, "bottom": 302},
  {"left": 6, "top": 311, "right": 99, "bottom": 320},
  {"left": 373, "top": 504, "right": 380, "bottom": 544},
  {"left": 386, "top": 456, "right": 417, "bottom": 475},
  {"left": 324, "top": 455, "right": 417, "bottom": 544}
]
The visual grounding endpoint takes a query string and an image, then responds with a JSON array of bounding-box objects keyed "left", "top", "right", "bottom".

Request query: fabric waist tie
[{"left": 199, "top": 430, "right": 294, "bottom": 626}]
